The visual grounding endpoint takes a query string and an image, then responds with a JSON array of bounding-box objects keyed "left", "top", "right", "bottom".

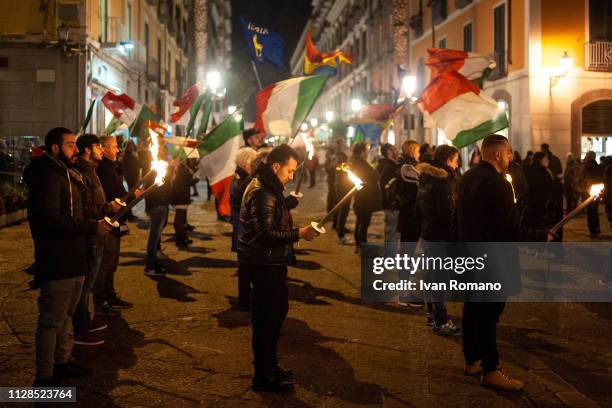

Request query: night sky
[{"left": 229, "top": 0, "right": 312, "bottom": 121}]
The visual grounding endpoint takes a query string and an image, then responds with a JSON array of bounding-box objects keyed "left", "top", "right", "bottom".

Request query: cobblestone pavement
[{"left": 0, "top": 179, "right": 610, "bottom": 407}]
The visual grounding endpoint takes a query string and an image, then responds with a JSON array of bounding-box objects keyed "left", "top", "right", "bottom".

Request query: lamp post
[
  {"left": 351, "top": 98, "right": 362, "bottom": 114},
  {"left": 549, "top": 51, "right": 573, "bottom": 95},
  {"left": 325, "top": 111, "right": 334, "bottom": 122}
]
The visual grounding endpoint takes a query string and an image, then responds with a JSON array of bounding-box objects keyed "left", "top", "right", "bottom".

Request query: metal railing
[{"left": 584, "top": 41, "right": 612, "bottom": 72}]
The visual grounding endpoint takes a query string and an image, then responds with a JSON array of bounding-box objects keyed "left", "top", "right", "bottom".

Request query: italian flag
[
  {"left": 418, "top": 49, "right": 508, "bottom": 148},
  {"left": 198, "top": 110, "right": 244, "bottom": 217},
  {"left": 101, "top": 91, "right": 141, "bottom": 126},
  {"left": 255, "top": 75, "right": 328, "bottom": 137},
  {"left": 425, "top": 48, "right": 496, "bottom": 89}
]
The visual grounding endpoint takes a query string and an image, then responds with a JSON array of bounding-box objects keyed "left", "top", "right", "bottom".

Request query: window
[
  {"left": 492, "top": 3, "right": 507, "bottom": 78},
  {"left": 438, "top": 37, "right": 446, "bottom": 49},
  {"left": 100, "top": 0, "right": 108, "bottom": 42},
  {"left": 144, "top": 23, "right": 149, "bottom": 59},
  {"left": 589, "top": 0, "right": 612, "bottom": 41},
  {"left": 127, "top": 3, "right": 132, "bottom": 40},
  {"left": 463, "top": 22, "right": 473, "bottom": 52},
  {"left": 432, "top": 0, "right": 448, "bottom": 25}
]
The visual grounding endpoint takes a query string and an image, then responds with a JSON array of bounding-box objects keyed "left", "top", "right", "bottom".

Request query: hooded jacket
[
  {"left": 26, "top": 153, "right": 97, "bottom": 284},
  {"left": 417, "top": 162, "right": 458, "bottom": 241},
  {"left": 237, "top": 163, "right": 299, "bottom": 266}
]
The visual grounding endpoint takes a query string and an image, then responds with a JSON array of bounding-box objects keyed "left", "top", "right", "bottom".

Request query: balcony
[
  {"left": 126, "top": 40, "right": 146, "bottom": 69},
  {"left": 584, "top": 41, "right": 612, "bottom": 72},
  {"left": 158, "top": 2, "right": 169, "bottom": 23},
  {"left": 168, "top": 18, "right": 178, "bottom": 37},
  {"left": 147, "top": 57, "right": 160, "bottom": 82},
  {"left": 177, "top": 30, "right": 186, "bottom": 49}
]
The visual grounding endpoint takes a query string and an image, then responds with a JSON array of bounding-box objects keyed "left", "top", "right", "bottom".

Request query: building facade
[
  {"left": 290, "top": 0, "right": 411, "bottom": 144},
  {"left": 0, "top": 0, "right": 233, "bottom": 140},
  {"left": 408, "top": 0, "right": 612, "bottom": 158}
]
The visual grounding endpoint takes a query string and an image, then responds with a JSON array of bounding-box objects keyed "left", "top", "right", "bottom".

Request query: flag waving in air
[
  {"left": 304, "top": 33, "right": 352, "bottom": 76},
  {"left": 425, "top": 48, "right": 496, "bottom": 89},
  {"left": 101, "top": 92, "right": 139, "bottom": 125},
  {"left": 170, "top": 85, "right": 200, "bottom": 123},
  {"left": 198, "top": 110, "right": 244, "bottom": 217},
  {"left": 418, "top": 48, "right": 508, "bottom": 148},
  {"left": 240, "top": 17, "right": 285, "bottom": 67},
  {"left": 255, "top": 75, "right": 328, "bottom": 137}
]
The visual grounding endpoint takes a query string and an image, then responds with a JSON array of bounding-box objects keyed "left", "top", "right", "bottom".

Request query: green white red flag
[
  {"left": 198, "top": 110, "right": 244, "bottom": 217},
  {"left": 101, "top": 92, "right": 140, "bottom": 125},
  {"left": 418, "top": 48, "right": 508, "bottom": 148},
  {"left": 255, "top": 75, "right": 328, "bottom": 136},
  {"left": 170, "top": 85, "right": 200, "bottom": 123}
]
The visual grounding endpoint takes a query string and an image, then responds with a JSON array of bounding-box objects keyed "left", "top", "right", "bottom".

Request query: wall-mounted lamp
[{"left": 549, "top": 51, "right": 573, "bottom": 95}]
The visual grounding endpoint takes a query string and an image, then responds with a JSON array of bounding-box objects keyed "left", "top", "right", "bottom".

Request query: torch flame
[
  {"left": 149, "top": 129, "right": 168, "bottom": 186},
  {"left": 337, "top": 163, "right": 364, "bottom": 190},
  {"left": 589, "top": 183, "right": 604, "bottom": 198},
  {"left": 505, "top": 173, "right": 517, "bottom": 203}
]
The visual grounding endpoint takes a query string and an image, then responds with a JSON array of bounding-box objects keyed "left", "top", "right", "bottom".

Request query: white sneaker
[
  {"left": 338, "top": 236, "right": 353, "bottom": 245},
  {"left": 156, "top": 250, "right": 169, "bottom": 260}
]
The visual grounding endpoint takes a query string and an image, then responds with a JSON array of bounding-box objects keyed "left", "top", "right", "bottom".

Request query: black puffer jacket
[
  {"left": 349, "top": 155, "right": 382, "bottom": 215},
  {"left": 237, "top": 163, "right": 299, "bottom": 266},
  {"left": 230, "top": 165, "right": 252, "bottom": 252},
  {"left": 417, "top": 162, "right": 458, "bottom": 241},
  {"left": 376, "top": 157, "right": 399, "bottom": 210},
  {"left": 26, "top": 153, "right": 97, "bottom": 284}
]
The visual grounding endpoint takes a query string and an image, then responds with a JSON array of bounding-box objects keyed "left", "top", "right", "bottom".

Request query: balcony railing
[
  {"left": 147, "top": 57, "right": 160, "bottom": 82},
  {"left": 584, "top": 41, "right": 612, "bottom": 72}
]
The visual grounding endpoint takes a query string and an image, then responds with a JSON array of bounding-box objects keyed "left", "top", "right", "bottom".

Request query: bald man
[{"left": 457, "top": 134, "right": 551, "bottom": 391}]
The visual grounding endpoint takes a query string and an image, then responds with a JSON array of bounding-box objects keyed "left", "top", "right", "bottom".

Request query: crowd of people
[{"left": 22, "top": 124, "right": 612, "bottom": 394}]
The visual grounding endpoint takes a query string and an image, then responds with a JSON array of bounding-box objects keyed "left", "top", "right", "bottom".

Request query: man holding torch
[
  {"left": 237, "top": 144, "right": 318, "bottom": 393},
  {"left": 458, "top": 134, "right": 553, "bottom": 392}
]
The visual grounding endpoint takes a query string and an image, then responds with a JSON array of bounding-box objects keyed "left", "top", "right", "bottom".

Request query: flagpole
[{"left": 251, "top": 60, "right": 264, "bottom": 91}]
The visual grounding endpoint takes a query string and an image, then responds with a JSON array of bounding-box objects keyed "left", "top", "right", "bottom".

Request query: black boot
[{"left": 54, "top": 360, "right": 93, "bottom": 379}]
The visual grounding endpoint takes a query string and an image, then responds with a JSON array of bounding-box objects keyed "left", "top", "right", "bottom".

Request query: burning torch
[
  {"left": 310, "top": 163, "right": 364, "bottom": 234},
  {"left": 291, "top": 134, "right": 315, "bottom": 198},
  {"left": 549, "top": 183, "right": 605, "bottom": 235},
  {"left": 105, "top": 129, "right": 169, "bottom": 227}
]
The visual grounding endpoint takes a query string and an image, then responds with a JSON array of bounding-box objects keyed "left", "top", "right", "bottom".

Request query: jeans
[
  {"left": 587, "top": 201, "right": 600, "bottom": 234},
  {"left": 247, "top": 263, "right": 289, "bottom": 381},
  {"left": 93, "top": 232, "right": 121, "bottom": 307},
  {"left": 73, "top": 245, "right": 104, "bottom": 332},
  {"left": 384, "top": 209, "right": 401, "bottom": 243},
  {"left": 36, "top": 277, "right": 84, "bottom": 379},
  {"left": 335, "top": 201, "right": 350, "bottom": 238},
  {"left": 238, "top": 263, "right": 251, "bottom": 309},
  {"left": 146, "top": 205, "right": 169, "bottom": 268},
  {"left": 354, "top": 210, "right": 372, "bottom": 247},
  {"left": 462, "top": 301, "right": 506, "bottom": 372},
  {"left": 173, "top": 208, "right": 188, "bottom": 241}
]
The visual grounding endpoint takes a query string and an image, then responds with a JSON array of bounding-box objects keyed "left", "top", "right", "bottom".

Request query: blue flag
[{"left": 240, "top": 17, "right": 285, "bottom": 67}]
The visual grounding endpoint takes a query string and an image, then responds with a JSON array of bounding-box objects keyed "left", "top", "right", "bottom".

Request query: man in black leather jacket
[{"left": 237, "top": 144, "right": 318, "bottom": 393}]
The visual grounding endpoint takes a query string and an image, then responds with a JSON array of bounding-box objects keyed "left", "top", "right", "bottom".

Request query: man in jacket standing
[
  {"left": 376, "top": 143, "right": 401, "bottom": 243},
  {"left": 27, "top": 127, "right": 111, "bottom": 386},
  {"left": 72, "top": 134, "right": 122, "bottom": 345},
  {"left": 237, "top": 144, "right": 318, "bottom": 393},
  {"left": 95, "top": 135, "right": 137, "bottom": 312},
  {"left": 458, "top": 134, "right": 550, "bottom": 391}
]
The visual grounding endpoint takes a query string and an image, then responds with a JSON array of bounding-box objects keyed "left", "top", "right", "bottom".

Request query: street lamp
[
  {"left": 228, "top": 105, "right": 237, "bottom": 115},
  {"left": 300, "top": 123, "right": 309, "bottom": 132},
  {"left": 351, "top": 98, "right": 362, "bottom": 114},
  {"left": 402, "top": 75, "right": 417, "bottom": 98},
  {"left": 206, "top": 71, "right": 221, "bottom": 93},
  {"left": 325, "top": 111, "right": 334, "bottom": 122},
  {"left": 310, "top": 118, "right": 318, "bottom": 128},
  {"left": 549, "top": 51, "right": 573, "bottom": 95}
]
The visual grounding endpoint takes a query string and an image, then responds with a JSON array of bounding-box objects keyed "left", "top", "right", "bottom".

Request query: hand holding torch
[
  {"left": 310, "top": 164, "right": 364, "bottom": 234},
  {"left": 549, "top": 183, "right": 604, "bottom": 235}
]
